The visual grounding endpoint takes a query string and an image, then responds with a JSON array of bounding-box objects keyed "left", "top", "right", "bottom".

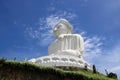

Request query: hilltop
[{"left": 0, "top": 58, "right": 117, "bottom": 80}]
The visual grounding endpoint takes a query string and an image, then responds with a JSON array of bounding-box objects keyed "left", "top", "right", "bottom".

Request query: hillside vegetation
[{"left": 0, "top": 58, "right": 117, "bottom": 80}]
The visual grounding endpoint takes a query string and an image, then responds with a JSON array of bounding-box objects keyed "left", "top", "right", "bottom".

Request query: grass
[{"left": 0, "top": 58, "right": 117, "bottom": 80}]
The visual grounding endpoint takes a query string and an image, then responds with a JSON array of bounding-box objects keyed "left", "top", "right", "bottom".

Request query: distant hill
[{"left": 0, "top": 58, "right": 117, "bottom": 80}]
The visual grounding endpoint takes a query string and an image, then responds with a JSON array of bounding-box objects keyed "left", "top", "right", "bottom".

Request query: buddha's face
[{"left": 54, "top": 23, "right": 68, "bottom": 38}]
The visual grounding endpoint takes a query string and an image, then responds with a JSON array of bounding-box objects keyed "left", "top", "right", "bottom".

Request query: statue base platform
[{"left": 29, "top": 55, "right": 91, "bottom": 70}]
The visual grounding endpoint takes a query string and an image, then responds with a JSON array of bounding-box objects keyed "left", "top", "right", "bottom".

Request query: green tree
[
  {"left": 13, "top": 57, "right": 16, "bottom": 61},
  {"left": 93, "top": 65, "right": 97, "bottom": 73}
]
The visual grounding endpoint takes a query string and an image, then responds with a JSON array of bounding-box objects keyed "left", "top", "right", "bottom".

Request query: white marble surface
[
  {"left": 49, "top": 34, "right": 84, "bottom": 57},
  {"left": 29, "top": 19, "right": 91, "bottom": 69}
]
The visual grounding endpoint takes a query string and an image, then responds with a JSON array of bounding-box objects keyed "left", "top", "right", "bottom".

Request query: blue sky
[{"left": 0, "top": 0, "right": 120, "bottom": 78}]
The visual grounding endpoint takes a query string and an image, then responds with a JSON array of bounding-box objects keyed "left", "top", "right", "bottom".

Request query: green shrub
[
  {"left": 0, "top": 57, "right": 6, "bottom": 63},
  {"left": 107, "top": 72, "right": 117, "bottom": 79}
]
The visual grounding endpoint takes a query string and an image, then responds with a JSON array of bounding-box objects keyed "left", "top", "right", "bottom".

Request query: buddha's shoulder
[
  {"left": 59, "top": 34, "right": 82, "bottom": 38},
  {"left": 72, "top": 34, "right": 82, "bottom": 37}
]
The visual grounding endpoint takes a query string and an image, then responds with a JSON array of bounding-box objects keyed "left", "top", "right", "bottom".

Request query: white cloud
[
  {"left": 25, "top": 11, "right": 77, "bottom": 46},
  {"left": 88, "top": 42, "right": 120, "bottom": 78},
  {"left": 78, "top": 31, "right": 120, "bottom": 77},
  {"left": 83, "top": 35, "right": 103, "bottom": 63},
  {"left": 111, "top": 66, "right": 120, "bottom": 72},
  {"left": 82, "top": 34, "right": 120, "bottom": 78}
]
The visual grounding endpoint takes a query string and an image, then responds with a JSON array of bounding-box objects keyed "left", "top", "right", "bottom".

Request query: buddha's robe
[{"left": 48, "top": 34, "right": 84, "bottom": 57}]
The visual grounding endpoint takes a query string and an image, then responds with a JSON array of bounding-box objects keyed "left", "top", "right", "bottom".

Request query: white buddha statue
[
  {"left": 48, "top": 19, "right": 84, "bottom": 58},
  {"left": 29, "top": 19, "right": 91, "bottom": 70}
]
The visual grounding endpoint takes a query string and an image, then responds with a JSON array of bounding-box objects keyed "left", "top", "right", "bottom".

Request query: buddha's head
[{"left": 53, "top": 19, "right": 73, "bottom": 38}]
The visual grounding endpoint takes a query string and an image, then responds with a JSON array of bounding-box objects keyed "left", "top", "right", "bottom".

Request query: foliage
[
  {"left": 107, "top": 72, "right": 118, "bottom": 79},
  {"left": 0, "top": 58, "right": 117, "bottom": 80},
  {"left": 0, "top": 57, "right": 6, "bottom": 63},
  {"left": 93, "top": 65, "right": 97, "bottom": 73},
  {"left": 13, "top": 57, "right": 16, "bottom": 61}
]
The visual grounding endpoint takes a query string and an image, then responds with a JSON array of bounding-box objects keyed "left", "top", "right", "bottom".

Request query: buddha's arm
[
  {"left": 79, "top": 35, "right": 84, "bottom": 54},
  {"left": 72, "top": 34, "right": 84, "bottom": 54},
  {"left": 48, "top": 34, "right": 84, "bottom": 55}
]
